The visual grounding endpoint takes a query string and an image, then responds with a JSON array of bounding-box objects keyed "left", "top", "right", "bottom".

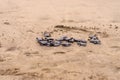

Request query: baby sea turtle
[
  {"left": 74, "top": 39, "right": 80, "bottom": 42},
  {"left": 88, "top": 35, "right": 101, "bottom": 44},
  {"left": 89, "top": 39, "right": 101, "bottom": 44},
  {"left": 36, "top": 37, "right": 49, "bottom": 46},
  {"left": 58, "top": 36, "right": 75, "bottom": 42},
  {"left": 77, "top": 42, "right": 87, "bottom": 46},
  {"left": 89, "top": 34, "right": 98, "bottom": 40},
  {"left": 45, "top": 40, "right": 61, "bottom": 47},
  {"left": 75, "top": 39, "right": 87, "bottom": 43},
  {"left": 80, "top": 40, "right": 87, "bottom": 43},
  {"left": 39, "top": 40, "right": 48, "bottom": 46},
  {"left": 43, "top": 31, "right": 51, "bottom": 37},
  {"left": 36, "top": 37, "right": 42, "bottom": 41},
  {"left": 53, "top": 40, "right": 61, "bottom": 47},
  {"left": 68, "top": 37, "right": 75, "bottom": 43},
  {"left": 62, "top": 42, "right": 71, "bottom": 47},
  {"left": 45, "top": 37, "right": 54, "bottom": 42},
  {"left": 58, "top": 36, "right": 68, "bottom": 41},
  {"left": 76, "top": 39, "right": 87, "bottom": 47},
  {"left": 47, "top": 41, "right": 54, "bottom": 47}
]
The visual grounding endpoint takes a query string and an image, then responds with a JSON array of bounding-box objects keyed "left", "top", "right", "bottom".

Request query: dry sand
[{"left": 0, "top": 0, "right": 120, "bottom": 80}]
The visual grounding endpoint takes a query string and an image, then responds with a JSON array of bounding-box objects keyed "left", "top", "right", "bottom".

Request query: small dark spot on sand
[
  {"left": 116, "top": 66, "right": 120, "bottom": 71},
  {"left": 88, "top": 50, "right": 93, "bottom": 53},
  {"left": 109, "top": 24, "right": 112, "bottom": 26},
  {"left": 0, "top": 12, "right": 3, "bottom": 14},
  {"left": 53, "top": 51, "right": 66, "bottom": 54},
  {"left": 32, "top": 51, "right": 39, "bottom": 54},
  {"left": 0, "top": 57, "right": 5, "bottom": 62},
  {"left": 2, "top": 33, "right": 4, "bottom": 36},
  {"left": 67, "top": 20, "right": 75, "bottom": 22},
  {"left": 101, "top": 32, "right": 109, "bottom": 38},
  {"left": 24, "top": 51, "right": 39, "bottom": 56},
  {"left": 115, "top": 26, "right": 118, "bottom": 29},
  {"left": 41, "top": 68, "right": 51, "bottom": 73},
  {"left": 27, "top": 30, "right": 34, "bottom": 33},
  {"left": 24, "top": 52, "right": 31, "bottom": 56},
  {"left": 109, "top": 26, "right": 112, "bottom": 29},
  {"left": 0, "top": 68, "right": 20, "bottom": 75},
  {"left": 110, "top": 46, "right": 120, "bottom": 49},
  {"left": 89, "top": 75, "right": 93, "bottom": 79},
  {"left": 6, "top": 47, "right": 16, "bottom": 51},
  {"left": 0, "top": 42, "right": 2, "bottom": 48},
  {"left": 4, "top": 22, "right": 10, "bottom": 25}
]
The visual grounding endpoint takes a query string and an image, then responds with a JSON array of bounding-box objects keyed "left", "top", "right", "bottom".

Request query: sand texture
[{"left": 0, "top": 0, "right": 120, "bottom": 80}]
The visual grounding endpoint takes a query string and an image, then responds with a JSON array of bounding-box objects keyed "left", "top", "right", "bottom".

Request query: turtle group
[{"left": 36, "top": 32, "right": 101, "bottom": 47}]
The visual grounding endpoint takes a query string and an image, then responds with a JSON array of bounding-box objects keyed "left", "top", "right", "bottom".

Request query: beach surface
[{"left": 0, "top": 0, "right": 120, "bottom": 80}]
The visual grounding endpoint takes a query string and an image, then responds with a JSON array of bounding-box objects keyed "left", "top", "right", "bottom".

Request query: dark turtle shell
[
  {"left": 45, "top": 37, "right": 54, "bottom": 42},
  {"left": 68, "top": 37, "right": 75, "bottom": 43},
  {"left": 45, "top": 40, "right": 61, "bottom": 47},
  {"left": 75, "top": 39, "right": 87, "bottom": 43},
  {"left": 62, "top": 42, "right": 71, "bottom": 47},
  {"left": 74, "top": 39, "right": 80, "bottom": 42},
  {"left": 48, "top": 41, "right": 55, "bottom": 46},
  {"left": 77, "top": 42, "right": 87, "bottom": 46},
  {"left": 89, "top": 35, "right": 98, "bottom": 40},
  {"left": 90, "top": 39, "right": 101, "bottom": 44},
  {"left": 53, "top": 40, "right": 61, "bottom": 47},
  {"left": 80, "top": 40, "right": 87, "bottom": 43},
  {"left": 44, "top": 32, "right": 51, "bottom": 37},
  {"left": 39, "top": 40, "right": 48, "bottom": 45},
  {"left": 36, "top": 37, "right": 42, "bottom": 41},
  {"left": 58, "top": 36, "right": 68, "bottom": 41}
]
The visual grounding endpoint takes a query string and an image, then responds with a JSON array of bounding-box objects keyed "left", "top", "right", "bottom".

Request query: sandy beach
[{"left": 0, "top": 0, "right": 120, "bottom": 80}]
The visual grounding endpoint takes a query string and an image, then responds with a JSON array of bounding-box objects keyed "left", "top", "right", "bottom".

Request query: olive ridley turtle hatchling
[
  {"left": 53, "top": 40, "right": 62, "bottom": 47},
  {"left": 57, "top": 36, "right": 75, "bottom": 43},
  {"left": 36, "top": 37, "right": 42, "bottom": 41},
  {"left": 43, "top": 31, "right": 51, "bottom": 37},
  {"left": 88, "top": 35, "right": 101, "bottom": 44},
  {"left": 77, "top": 39, "right": 87, "bottom": 47},
  {"left": 61, "top": 41, "right": 71, "bottom": 47},
  {"left": 89, "top": 39, "right": 101, "bottom": 44},
  {"left": 36, "top": 37, "right": 48, "bottom": 46},
  {"left": 67, "top": 37, "right": 75, "bottom": 43},
  {"left": 57, "top": 36, "right": 68, "bottom": 41},
  {"left": 45, "top": 37, "right": 54, "bottom": 42},
  {"left": 46, "top": 40, "right": 61, "bottom": 47}
]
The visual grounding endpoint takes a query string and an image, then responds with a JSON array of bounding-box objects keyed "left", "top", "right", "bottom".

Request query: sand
[{"left": 0, "top": 0, "right": 120, "bottom": 80}]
